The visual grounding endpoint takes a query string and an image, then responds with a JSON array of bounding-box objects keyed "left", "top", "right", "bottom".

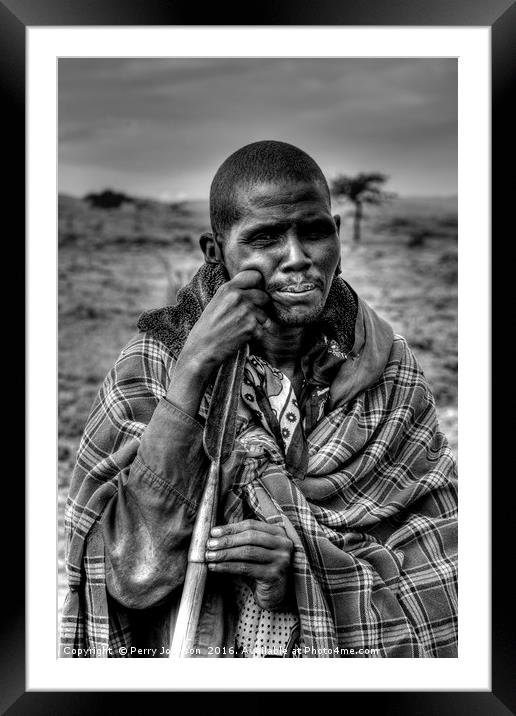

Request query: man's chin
[{"left": 271, "top": 301, "right": 326, "bottom": 327}]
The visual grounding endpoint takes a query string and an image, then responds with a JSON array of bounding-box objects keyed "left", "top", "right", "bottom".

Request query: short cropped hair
[{"left": 209, "top": 140, "right": 331, "bottom": 237}]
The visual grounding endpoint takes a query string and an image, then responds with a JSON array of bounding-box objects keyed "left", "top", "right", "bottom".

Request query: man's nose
[{"left": 281, "top": 233, "right": 312, "bottom": 272}]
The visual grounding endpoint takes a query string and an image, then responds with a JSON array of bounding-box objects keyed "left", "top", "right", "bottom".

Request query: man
[{"left": 60, "top": 140, "right": 458, "bottom": 658}]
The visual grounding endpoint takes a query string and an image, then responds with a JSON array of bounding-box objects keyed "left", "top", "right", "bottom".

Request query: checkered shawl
[
  {"left": 223, "top": 335, "right": 458, "bottom": 657},
  {"left": 60, "top": 334, "right": 173, "bottom": 657},
  {"left": 60, "top": 270, "right": 457, "bottom": 658}
]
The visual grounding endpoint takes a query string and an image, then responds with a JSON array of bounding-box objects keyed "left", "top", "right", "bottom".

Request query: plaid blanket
[
  {"left": 223, "top": 334, "right": 458, "bottom": 657},
  {"left": 60, "top": 267, "right": 457, "bottom": 658}
]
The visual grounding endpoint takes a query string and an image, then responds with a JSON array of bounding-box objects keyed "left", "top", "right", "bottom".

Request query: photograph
[
  {"left": 1, "top": 0, "right": 505, "bottom": 704},
  {"left": 57, "top": 57, "right": 459, "bottom": 660}
]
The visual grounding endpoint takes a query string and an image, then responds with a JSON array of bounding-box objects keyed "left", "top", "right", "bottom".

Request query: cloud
[{"left": 58, "top": 58, "right": 457, "bottom": 198}]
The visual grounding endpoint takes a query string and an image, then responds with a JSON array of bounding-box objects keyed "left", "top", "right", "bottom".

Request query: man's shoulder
[
  {"left": 136, "top": 293, "right": 202, "bottom": 357},
  {"left": 96, "top": 330, "right": 177, "bottom": 398},
  {"left": 391, "top": 333, "right": 411, "bottom": 355},
  {"left": 382, "top": 334, "right": 432, "bottom": 398},
  {"left": 382, "top": 333, "right": 422, "bottom": 372},
  {"left": 390, "top": 333, "right": 424, "bottom": 367},
  {"left": 113, "top": 330, "right": 176, "bottom": 368}
]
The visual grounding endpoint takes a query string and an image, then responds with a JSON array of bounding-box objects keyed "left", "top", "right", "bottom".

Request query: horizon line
[{"left": 58, "top": 189, "right": 459, "bottom": 203}]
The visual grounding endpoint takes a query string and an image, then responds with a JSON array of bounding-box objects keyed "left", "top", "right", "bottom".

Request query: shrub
[{"left": 84, "top": 189, "right": 134, "bottom": 210}]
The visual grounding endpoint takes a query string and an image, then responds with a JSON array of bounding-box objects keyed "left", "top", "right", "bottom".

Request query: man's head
[{"left": 202, "top": 140, "right": 341, "bottom": 326}]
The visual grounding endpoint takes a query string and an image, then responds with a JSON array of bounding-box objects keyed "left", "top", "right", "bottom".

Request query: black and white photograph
[{"left": 57, "top": 57, "right": 459, "bottom": 661}]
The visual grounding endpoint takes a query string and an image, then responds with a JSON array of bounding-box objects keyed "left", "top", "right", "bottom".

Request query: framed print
[{"left": 5, "top": 0, "right": 512, "bottom": 710}]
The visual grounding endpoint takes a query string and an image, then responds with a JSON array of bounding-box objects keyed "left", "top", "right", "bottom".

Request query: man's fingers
[
  {"left": 253, "top": 308, "right": 270, "bottom": 326},
  {"left": 211, "top": 519, "right": 285, "bottom": 538},
  {"left": 230, "top": 269, "right": 264, "bottom": 289},
  {"left": 260, "top": 316, "right": 274, "bottom": 331},
  {"left": 243, "top": 289, "right": 270, "bottom": 307},
  {"left": 206, "top": 529, "right": 285, "bottom": 551},
  {"left": 206, "top": 545, "right": 274, "bottom": 564}
]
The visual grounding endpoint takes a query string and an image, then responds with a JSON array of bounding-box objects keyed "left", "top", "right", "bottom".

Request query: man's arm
[
  {"left": 97, "top": 270, "right": 277, "bottom": 609},
  {"left": 97, "top": 335, "right": 211, "bottom": 610},
  {"left": 97, "top": 269, "right": 296, "bottom": 611}
]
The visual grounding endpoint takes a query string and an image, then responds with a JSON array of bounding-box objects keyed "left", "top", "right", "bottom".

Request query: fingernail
[
  {"left": 211, "top": 527, "right": 223, "bottom": 537},
  {"left": 205, "top": 551, "right": 216, "bottom": 561},
  {"left": 206, "top": 539, "right": 219, "bottom": 548}
]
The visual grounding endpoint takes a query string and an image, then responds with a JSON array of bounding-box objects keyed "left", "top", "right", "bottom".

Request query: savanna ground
[{"left": 58, "top": 193, "right": 457, "bottom": 617}]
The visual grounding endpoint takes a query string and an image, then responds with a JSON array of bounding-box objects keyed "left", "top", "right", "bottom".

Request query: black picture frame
[{"left": 6, "top": 0, "right": 511, "bottom": 712}]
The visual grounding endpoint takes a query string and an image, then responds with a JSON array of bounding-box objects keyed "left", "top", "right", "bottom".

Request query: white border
[{"left": 27, "top": 27, "right": 490, "bottom": 691}]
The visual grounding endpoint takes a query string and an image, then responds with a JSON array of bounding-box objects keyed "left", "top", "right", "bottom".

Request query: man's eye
[
  {"left": 252, "top": 233, "right": 275, "bottom": 243},
  {"left": 300, "top": 224, "right": 333, "bottom": 240},
  {"left": 301, "top": 232, "right": 326, "bottom": 241}
]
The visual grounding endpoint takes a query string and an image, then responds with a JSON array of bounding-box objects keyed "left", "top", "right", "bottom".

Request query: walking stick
[{"left": 169, "top": 345, "right": 248, "bottom": 658}]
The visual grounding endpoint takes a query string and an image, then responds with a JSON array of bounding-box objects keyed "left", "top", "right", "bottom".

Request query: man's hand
[
  {"left": 205, "top": 519, "right": 294, "bottom": 610},
  {"left": 166, "top": 269, "right": 270, "bottom": 420},
  {"left": 182, "top": 269, "right": 271, "bottom": 377}
]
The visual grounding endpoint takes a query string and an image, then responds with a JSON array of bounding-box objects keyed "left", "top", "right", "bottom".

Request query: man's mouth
[
  {"left": 278, "top": 283, "right": 316, "bottom": 294},
  {"left": 270, "top": 280, "right": 323, "bottom": 306}
]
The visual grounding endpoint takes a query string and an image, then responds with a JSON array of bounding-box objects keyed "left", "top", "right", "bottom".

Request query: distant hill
[
  {"left": 389, "top": 195, "right": 457, "bottom": 211},
  {"left": 60, "top": 191, "right": 457, "bottom": 214},
  {"left": 58, "top": 192, "right": 457, "bottom": 249},
  {"left": 58, "top": 192, "right": 210, "bottom": 249},
  {"left": 332, "top": 194, "right": 457, "bottom": 218}
]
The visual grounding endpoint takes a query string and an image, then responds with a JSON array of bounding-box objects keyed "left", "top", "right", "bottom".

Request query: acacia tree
[{"left": 330, "top": 172, "right": 393, "bottom": 243}]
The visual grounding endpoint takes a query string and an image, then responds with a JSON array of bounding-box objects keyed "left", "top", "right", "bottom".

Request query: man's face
[{"left": 216, "top": 179, "right": 341, "bottom": 326}]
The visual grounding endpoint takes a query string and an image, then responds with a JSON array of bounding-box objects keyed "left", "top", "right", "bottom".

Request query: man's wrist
[
  {"left": 165, "top": 348, "right": 216, "bottom": 419},
  {"left": 253, "top": 573, "right": 292, "bottom": 611},
  {"left": 176, "top": 347, "right": 217, "bottom": 382}
]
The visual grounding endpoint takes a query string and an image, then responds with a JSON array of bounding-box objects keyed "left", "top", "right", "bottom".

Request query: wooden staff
[{"left": 169, "top": 346, "right": 247, "bottom": 658}]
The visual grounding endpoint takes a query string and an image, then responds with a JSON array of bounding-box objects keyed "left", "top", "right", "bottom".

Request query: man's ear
[
  {"left": 199, "top": 232, "right": 224, "bottom": 265},
  {"left": 333, "top": 215, "right": 342, "bottom": 277}
]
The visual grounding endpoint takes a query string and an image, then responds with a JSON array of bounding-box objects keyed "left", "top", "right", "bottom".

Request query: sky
[{"left": 58, "top": 58, "right": 457, "bottom": 201}]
